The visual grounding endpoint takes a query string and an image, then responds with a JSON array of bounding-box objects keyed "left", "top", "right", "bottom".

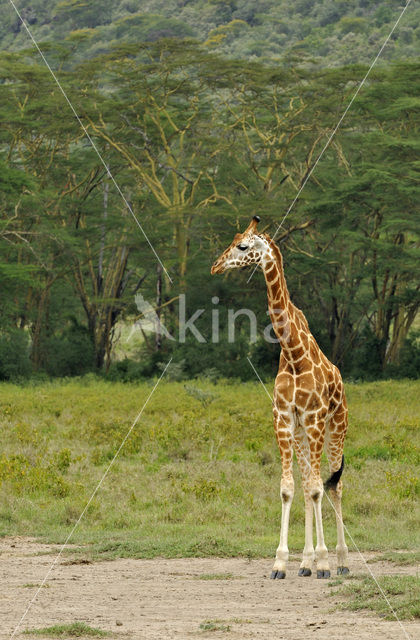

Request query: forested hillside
[
  {"left": 0, "top": 1, "right": 419, "bottom": 382},
  {"left": 1, "top": 0, "right": 419, "bottom": 64}
]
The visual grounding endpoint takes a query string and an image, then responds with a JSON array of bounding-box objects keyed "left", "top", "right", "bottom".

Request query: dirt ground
[{"left": 0, "top": 538, "right": 419, "bottom": 640}]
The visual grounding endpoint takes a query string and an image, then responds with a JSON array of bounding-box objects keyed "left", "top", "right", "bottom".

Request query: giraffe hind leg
[
  {"left": 327, "top": 476, "right": 349, "bottom": 574},
  {"left": 325, "top": 429, "right": 349, "bottom": 574},
  {"left": 302, "top": 418, "right": 330, "bottom": 579}
]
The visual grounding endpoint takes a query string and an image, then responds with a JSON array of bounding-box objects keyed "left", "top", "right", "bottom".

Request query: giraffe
[{"left": 211, "top": 216, "right": 349, "bottom": 579}]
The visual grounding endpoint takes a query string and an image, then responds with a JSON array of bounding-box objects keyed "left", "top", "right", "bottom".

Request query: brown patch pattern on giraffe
[{"left": 211, "top": 218, "right": 349, "bottom": 579}]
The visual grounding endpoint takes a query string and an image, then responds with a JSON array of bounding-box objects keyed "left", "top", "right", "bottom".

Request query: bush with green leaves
[
  {"left": 0, "top": 330, "right": 31, "bottom": 380},
  {"left": 43, "top": 324, "right": 95, "bottom": 378}
]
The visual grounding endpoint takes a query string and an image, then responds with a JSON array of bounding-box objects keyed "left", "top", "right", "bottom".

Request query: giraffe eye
[{"left": 237, "top": 244, "right": 248, "bottom": 251}]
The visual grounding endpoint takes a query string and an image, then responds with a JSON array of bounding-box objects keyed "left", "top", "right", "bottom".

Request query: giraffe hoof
[
  {"left": 271, "top": 570, "right": 286, "bottom": 579},
  {"left": 337, "top": 566, "right": 350, "bottom": 575},
  {"left": 316, "top": 570, "right": 330, "bottom": 579},
  {"left": 298, "top": 568, "right": 312, "bottom": 577}
]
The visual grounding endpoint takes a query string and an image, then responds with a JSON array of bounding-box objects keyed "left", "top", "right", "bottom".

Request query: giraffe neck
[{"left": 262, "top": 238, "right": 311, "bottom": 359}]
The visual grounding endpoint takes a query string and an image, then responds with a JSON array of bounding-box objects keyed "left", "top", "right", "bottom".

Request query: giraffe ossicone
[{"left": 211, "top": 217, "right": 349, "bottom": 579}]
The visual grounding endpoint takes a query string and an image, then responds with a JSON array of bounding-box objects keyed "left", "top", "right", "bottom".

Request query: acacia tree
[
  {"left": 0, "top": 53, "right": 83, "bottom": 366},
  {"left": 292, "top": 63, "right": 420, "bottom": 370},
  {"left": 60, "top": 156, "right": 149, "bottom": 370},
  {"left": 0, "top": 43, "right": 418, "bottom": 377},
  {"left": 79, "top": 41, "right": 243, "bottom": 291},
  {"left": 0, "top": 51, "right": 151, "bottom": 370}
]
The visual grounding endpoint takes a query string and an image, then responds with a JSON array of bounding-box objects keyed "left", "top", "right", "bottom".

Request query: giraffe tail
[{"left": 324, "top": 455, "right": 344, "bottom": 491}]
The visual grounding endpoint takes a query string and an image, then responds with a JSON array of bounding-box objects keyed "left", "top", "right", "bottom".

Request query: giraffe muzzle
[{"left": 211, "top": 260, "right": 225, "bottom": 275}]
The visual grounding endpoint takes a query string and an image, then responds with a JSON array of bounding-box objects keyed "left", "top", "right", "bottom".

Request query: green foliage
[
  {"left": 0, "top": 444, "right": 74, "bottom": 498},
  {"left": 0, "top": 159, "right": 34, "bottom": 194},
  {"left": 23, "top": 621, "right": 111, "bottom": 637},
  {"left": 43, "top": 324, "right": 95, "bottom": 377},
  {"left": 109, "top": 12, "right": 195, "bottom": 41},
  {"left": 384, "top": 332, "right": 420, "bottom": 380},
  {"left": 0, "top": 330, "right": 31, "bottom": 380},
  {"left": 338, "top": 16, "right": 368, "bottom": 34},
  {"left": 106, "top": 358, "right": 148, "bottom": 382},
  {"left": 171, "top": 336, "right": 258, "bottom": 381},
  {"left": 348, "top": 326, "right": 387, "bottom": 381},
  {"left": 187, "top": 478, "right": 221, "bottom": 501},
  {"left": 184, "top": 383, "right": 218, "bottom": 407},
  {"left": 53, "top": 0, "right": 114, "bottom": 30},
  {"left": 2, "top": 0, "right": 419, "bottom": 65},
  {"left": 199, "top": 620, "right": 231, "bottom": 632},
  {"left": 0, "top": 27, "right": 418, "bottom": 382},
  {"left": 349, "top": 329, "right": 420, "bottom": 381}
]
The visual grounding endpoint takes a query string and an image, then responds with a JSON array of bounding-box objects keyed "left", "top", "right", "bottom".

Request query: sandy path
[{"left": 0, "top": 538, "right": 418, "bottom": 640}]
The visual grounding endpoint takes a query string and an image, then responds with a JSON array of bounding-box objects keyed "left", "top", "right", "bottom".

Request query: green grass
[
  {"left": 330, "top": 575, "right": 420, "bottom": 620},
  {"left": 23, "top": 622, "right": 110, "bottom": 637},
  {"left": 368, "top": 551, "right": 420, "bottom": 566},
  {"left": 0, "top": 378, "right": 419, "bottom": 557},
  {"left": 199, "top": 620, "right": 231, "bottom": 632}
]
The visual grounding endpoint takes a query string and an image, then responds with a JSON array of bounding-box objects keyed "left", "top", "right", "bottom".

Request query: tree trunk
[
  {"left": 98, "top": 170, "right": 109, "bottom": 294},
  {"left": 31, "top": 282, "right": 52, "bottom": 370},
  {"left": 387, "top": 302, "right": 419, "bottom": 365},
  {"left": 155, "top": 262, "right": 162, "bottom": 351}
]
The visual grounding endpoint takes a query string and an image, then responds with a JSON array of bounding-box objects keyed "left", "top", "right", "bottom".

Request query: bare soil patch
[{"left": 0, "top": 538, "right": 419, "bottom": 640}]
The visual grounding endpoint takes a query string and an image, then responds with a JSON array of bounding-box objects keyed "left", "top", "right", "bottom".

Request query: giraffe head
[{"left": 211, "top": 216, "right": 269, "bottom": 275}]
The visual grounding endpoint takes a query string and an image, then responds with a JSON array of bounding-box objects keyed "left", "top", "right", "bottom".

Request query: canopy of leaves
[
  {"left": 1, "top": 0, "right": 419, "bottom": 66},
  {"left": 0, "top": 15, "right": 418, "bottom": 380}
]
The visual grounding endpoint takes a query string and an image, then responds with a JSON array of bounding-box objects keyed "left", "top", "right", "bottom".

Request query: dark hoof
[
  {"left": 271, "top": 570, "right": 286, "bottom": 579},
  {"left": 317, "top": 569, "right": 331, "bottom": 579},
  {"left": 298, "top": 568, "right": 312, "bottom": 577},
  {"left": 337, "top": 566, "right": 350, "bottom": 575}
]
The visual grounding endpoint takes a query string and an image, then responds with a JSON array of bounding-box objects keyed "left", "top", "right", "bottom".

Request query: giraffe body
[{"left": 211, "top": 217, "right": 349, "bottom": 578}]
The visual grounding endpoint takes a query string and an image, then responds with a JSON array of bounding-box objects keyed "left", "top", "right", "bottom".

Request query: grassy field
[
  {"left": 0, "top": 377, "right": 419, "bottom": 558},
  {"left": 330, "top": 574, "right": 420, "bottom": 621}
]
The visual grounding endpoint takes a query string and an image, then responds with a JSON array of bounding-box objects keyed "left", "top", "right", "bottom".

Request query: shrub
[
  {"left": 43, "top": 324, "right": 95, "bottom": 377},
  {"left": 339, "top": 16, "right": 368, "bottom": 34},
  {"left": 384, "top": 332, "right": 420, "bottom": 380},
  {"left": 348, "top": 325, "right": 385, "bottom": 380},
  {"left": 0, "top": 330, "right": 31, "bottom": 380}
]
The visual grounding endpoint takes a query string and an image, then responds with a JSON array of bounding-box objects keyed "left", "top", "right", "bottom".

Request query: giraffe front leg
[
  {"left": 298, "top": 492, "right": 314, "bottom": 577},
  {"left": 271, "top": 422, "right": 294, "bottom": 580},
  {"left": 294, "top": 432, "right": 314, "bottom": 576},
  {"left": 312, "top": 485, "right": 330, "bottom": 578}
]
